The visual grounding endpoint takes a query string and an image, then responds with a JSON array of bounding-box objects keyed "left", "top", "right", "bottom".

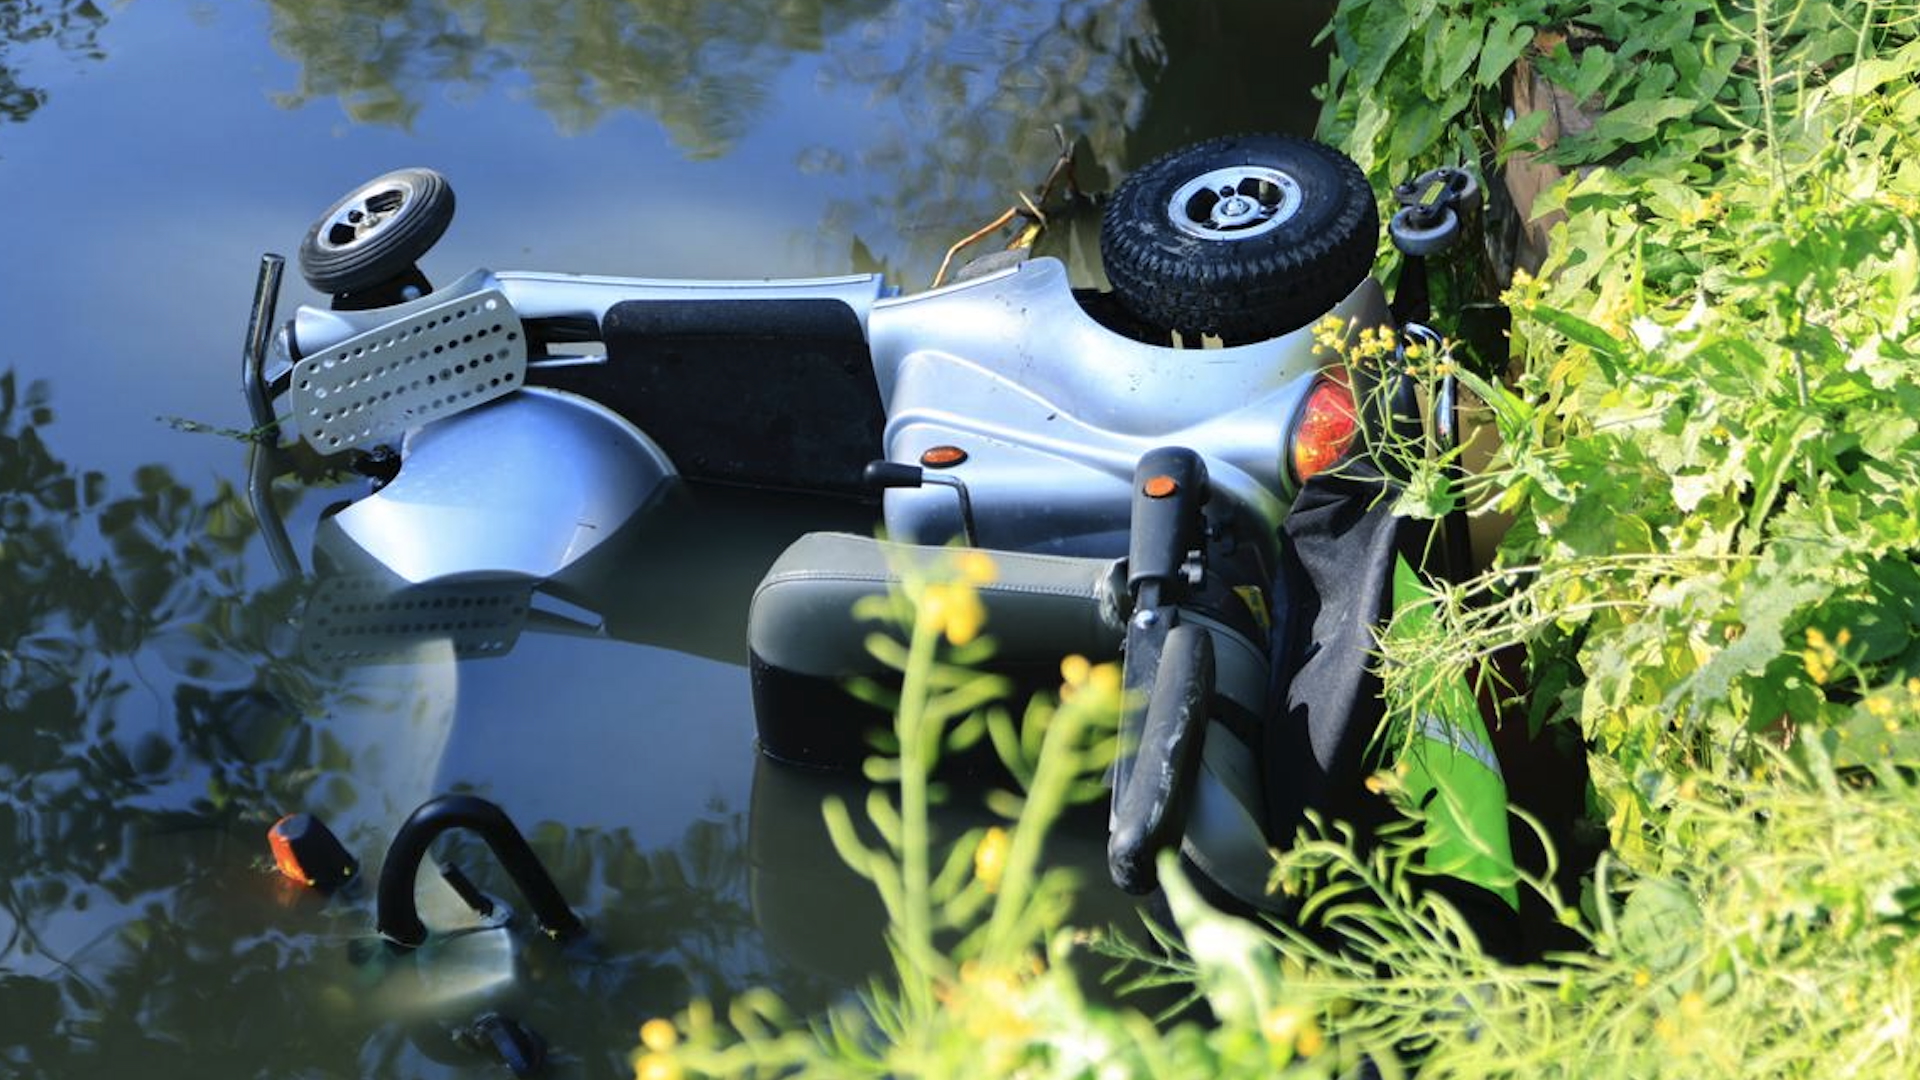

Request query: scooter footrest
[{"left": 290, "top": 288, "right": 527, "bottom": 452}]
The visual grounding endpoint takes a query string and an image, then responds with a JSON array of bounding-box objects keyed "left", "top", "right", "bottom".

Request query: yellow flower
[
  {"left": 638, "top": 1019, "right": 678, "bottom": 1053},
  {"left": 1679, "top": 192, "right": 1724, "bottom": 227},
  {"left": 1654, "top": 1015, "right": 1681, "bottom": 1046},
  {"left": 1804, "top": 653, "right": 1830, "bottom": 684},
  {"left": 922, "top": 581, "right": 986, "bottom": 646},
  {"left": 634, "top": 1052, "right": 682, "bottom": 1080},
  {"left": 942, "top": 960, "right": 1038, "bottom": 1046},
  {"left": 1261, "top": 1006, "right": 1324, "bottom": 1057},
  {"left": 1803, "top": 628, "right": 1839, "bottom": 685},
  {"left": 1312, "top": 315, "right": 1347, "bottom": 354},
  {"left": 1298, "top": 1023, "right": 1326, "bottom": 1058},
  {"left": 1088, "top": 662, "right": 1121, "bottom": 698},
  {"left": 956, "top": 549, "right": 999, "bottom": 585},
  {"left": 1060, "top": 654, "right": 1122, "bottom": 705},
  {"left": 975, "top": 826, "right": 1011, "bottom": 893}
]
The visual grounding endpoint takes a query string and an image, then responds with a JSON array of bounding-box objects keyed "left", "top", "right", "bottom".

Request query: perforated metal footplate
[
  {"left": 298, "top": 575, "right": 533, "bottom": 668},
  {"left": 291, "top": 289, "right": 528, "bottom": 452}
]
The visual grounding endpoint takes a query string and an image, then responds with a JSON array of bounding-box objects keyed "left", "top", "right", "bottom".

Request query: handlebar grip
[
  {"left": 862, "top": 460, "right": 925, "bottom": 489},
  {"left": 1108, "top": 622, "right": 1214, "bottom": 894}
]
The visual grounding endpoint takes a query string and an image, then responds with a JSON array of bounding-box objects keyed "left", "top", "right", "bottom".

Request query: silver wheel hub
[
  {"left": 1167, "top": 165, "right": 1302, "bottom": 241},
  {"left": 318, "top": 179, "right": 415, "bottom": 252}
]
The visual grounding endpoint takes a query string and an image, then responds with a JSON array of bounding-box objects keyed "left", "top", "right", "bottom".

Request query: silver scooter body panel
[{"left": 868, "top": 257, "right": 1389, "bottom": 558}]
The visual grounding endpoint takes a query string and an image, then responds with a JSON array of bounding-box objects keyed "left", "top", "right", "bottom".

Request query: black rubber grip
[{"left": 1108, "top": 623, "right": 1214, "bottom": 894}]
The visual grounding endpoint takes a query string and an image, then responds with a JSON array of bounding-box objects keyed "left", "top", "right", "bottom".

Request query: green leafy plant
[{"left": 1316, "top": 0, "right": 1920, "bottom": 837}]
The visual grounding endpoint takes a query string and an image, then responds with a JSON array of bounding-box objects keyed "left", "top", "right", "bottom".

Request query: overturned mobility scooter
[{"left": 243, "top": 134, "right": 1515, "bottom": 933}]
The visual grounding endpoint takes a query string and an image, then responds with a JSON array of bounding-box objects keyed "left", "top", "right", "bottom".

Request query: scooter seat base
[{"left": 748, "top": 532, "right": 1126, "bottom": 768}]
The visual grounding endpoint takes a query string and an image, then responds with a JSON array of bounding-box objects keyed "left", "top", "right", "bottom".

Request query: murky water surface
[{"left": 1, "top": 1, "right": 1330, "bottom": 1073}]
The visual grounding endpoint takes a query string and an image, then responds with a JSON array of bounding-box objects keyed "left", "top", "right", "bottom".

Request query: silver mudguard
[
  {"left": 868, "top": 257, "right": 1390, "bottom": 558},
  {"left": 327, "top": 387, "right": 676, "bottom": 583}
]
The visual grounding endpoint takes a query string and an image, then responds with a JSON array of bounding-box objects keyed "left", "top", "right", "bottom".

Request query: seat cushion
[{"left": 748, "top": 532, "right": 1127, "bottom": 678}]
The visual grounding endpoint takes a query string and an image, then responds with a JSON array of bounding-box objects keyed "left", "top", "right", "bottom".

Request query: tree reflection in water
[
  {"left": 266, "top": 0, "right": 894, "bottom": 143},
  {"left": 265, "top": 0, "right": 1159, "bottom": 279},
  {"left": 0, "top": 0, "right": 107, "bottom": 126},
  {"left": 0, "top": 372, "right": 835, "bottom": 1076}
]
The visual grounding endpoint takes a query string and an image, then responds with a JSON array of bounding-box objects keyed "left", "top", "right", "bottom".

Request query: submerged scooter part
[
  {"left": 363, "top": 797, "right": 583, "bottom": 1071},
  {"left": 376, "top": 794, "right": 583, "bottom": 951},
  {"left": 268, "top": 812, "right": 360, "bottom": 891}
]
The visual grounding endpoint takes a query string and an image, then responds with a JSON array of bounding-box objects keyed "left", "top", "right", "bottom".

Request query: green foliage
[
  {"left": 1162, "top": 747, "right": 1920, "bottom": 1079},
  {"left": 1299, "top": 0, "right": 1920, "bottom": 1075},
  {"left": 1319, "top": 0, "right": 1898, "bottom": 178},
  {"left": 1435, "top": 1, "right": 1920, "bottom": 844},
  {"left": 1322, "top": 0, "right": 1920, "bottom": 838}
]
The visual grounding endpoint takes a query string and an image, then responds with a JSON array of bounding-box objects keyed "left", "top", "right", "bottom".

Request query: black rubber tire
[
  {"left": 1100, "top": 135, "right": 1378, "bottom": 343},
  {"left": 298, "top": 167, "right": 455, "bottom": 295}
]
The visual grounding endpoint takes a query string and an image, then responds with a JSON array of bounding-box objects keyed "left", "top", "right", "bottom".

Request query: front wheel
[
  {"left": 1099, "top": 135, "right": 1378, "bottom": 344},
  {"left": 298, "top": 167, "right": 455, "bottom": 296}
]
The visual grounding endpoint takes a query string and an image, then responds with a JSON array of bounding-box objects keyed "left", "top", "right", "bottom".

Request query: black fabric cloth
[{"left": 1265, "top": 457, "right": 1404, "bottom": 846}]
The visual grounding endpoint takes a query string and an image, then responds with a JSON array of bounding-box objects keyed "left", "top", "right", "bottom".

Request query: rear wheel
[
  {"left": 1100, "top": 135, "right": 1377, "bottom": 343},
  {"left": 298, "top": 167, "right": 455, "bottom": 296}
]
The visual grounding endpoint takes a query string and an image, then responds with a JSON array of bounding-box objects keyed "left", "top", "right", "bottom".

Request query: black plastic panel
[{"left": 535, "top": 298, "right": 884, "bottom": 497}]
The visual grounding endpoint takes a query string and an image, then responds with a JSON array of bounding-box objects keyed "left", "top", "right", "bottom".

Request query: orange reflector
[
  {"left": 269, "top": 827, "right": 307, "bottom": 884},
  {"left": 267, "top": 813, "right": 358, "bottom": 891},
  {"left": 921, "top": 445, "right": 968, "bottom": 468},
  {"left": 1291, "top": 373, "right": 1359, "bottom": 483},
  {"left": 1143, "top": 475, "right": 1178, "bottom": 498}
]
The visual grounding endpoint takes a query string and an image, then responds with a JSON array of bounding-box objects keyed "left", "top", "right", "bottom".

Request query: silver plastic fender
[{"left": 328, "top": 387, "right": 676, "bottom": 583}]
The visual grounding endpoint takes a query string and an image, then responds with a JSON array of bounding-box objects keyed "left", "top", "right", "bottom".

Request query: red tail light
[{"left": 1290, "top": 372, "right": 1359, "bottom": 483}]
